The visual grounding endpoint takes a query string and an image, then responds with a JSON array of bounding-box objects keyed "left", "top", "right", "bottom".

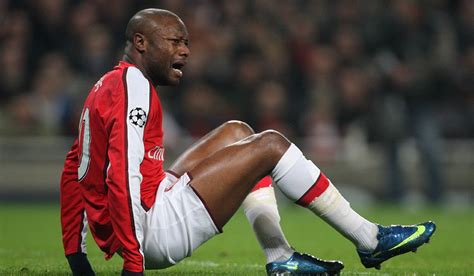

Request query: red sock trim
[
  {"left": 296, "top": 172, "right": 330, "bottom": 207},
  {"left": 251, "top": 176, "right": 273, "bottom": 192}
]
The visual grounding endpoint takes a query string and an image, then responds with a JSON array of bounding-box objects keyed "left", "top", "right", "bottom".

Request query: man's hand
[{"left": 66, "top": 253, "right": 95, "bottom": 276}]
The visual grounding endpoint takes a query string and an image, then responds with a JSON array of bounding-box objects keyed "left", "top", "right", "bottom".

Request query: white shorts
[{"left": 142, "top": 172, "right": 221, "bottom": 269}]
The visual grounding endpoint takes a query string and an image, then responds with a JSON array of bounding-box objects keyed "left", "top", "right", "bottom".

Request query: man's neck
[{"left": 122, "top": 54, "right": 158, "bottom": 88}]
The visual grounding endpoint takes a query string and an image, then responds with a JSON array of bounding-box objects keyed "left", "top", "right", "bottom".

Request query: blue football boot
[
  {"left": 266, "top": 252, "right": 344, "bottom": 276},
  {"left": 357, "top": 221, "right": 436, "bottom": 269}
]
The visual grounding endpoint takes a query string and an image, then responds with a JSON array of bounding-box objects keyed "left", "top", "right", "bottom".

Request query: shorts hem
[
  {"left": 188, "top": 183, "right": 223, "bottom": 233},
  {"left": 165, "top": 170, "right": 181, "bottom": 179}
]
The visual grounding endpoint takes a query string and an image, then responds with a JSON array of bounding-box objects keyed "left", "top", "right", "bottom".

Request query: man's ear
[{"left": 133, "top": 33, "right": 146, "bottom": 53}]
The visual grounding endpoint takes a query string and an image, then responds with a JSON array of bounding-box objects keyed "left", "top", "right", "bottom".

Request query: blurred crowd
[
  {"left": 1, "top": 0, "right": 472, "bottom": 203},
  {"left": 0, "top": 0, "right": 472, "bottom": 140}
]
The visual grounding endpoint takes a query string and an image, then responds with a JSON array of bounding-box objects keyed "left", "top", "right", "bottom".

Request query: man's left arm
[{"left": 60, "top": 139, "right": 95, "bottom": 275}]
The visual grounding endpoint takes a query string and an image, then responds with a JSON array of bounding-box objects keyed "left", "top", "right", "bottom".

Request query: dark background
[{"left": 0, "top": 0, "right": 472, "bottom": 206}]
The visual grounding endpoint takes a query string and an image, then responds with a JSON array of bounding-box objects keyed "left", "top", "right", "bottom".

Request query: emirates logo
[{"left": 147, "top": 146, "right": 164, "bottom": 161}]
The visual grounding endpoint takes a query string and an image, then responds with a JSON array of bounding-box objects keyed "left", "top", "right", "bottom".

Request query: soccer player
[{"left": 60, "top": 9, "right": 435, "bottom": 276}]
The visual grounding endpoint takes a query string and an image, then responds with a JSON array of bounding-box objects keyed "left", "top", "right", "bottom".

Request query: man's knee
[
  {"left": 221, "top": 120, "right": 255, "bottom": 140},
  {"left": 254, "top": 130, "right": 291, "bottom": 158}
]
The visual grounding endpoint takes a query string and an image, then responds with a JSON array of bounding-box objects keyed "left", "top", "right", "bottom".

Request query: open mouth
[{"left": 171, "top": 61, "right": 185, "bottom": 77}]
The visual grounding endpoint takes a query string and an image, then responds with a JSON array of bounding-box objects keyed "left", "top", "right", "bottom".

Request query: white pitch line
[
  {"left": 180, "top": 261, "right": 437, "bottom": 276},
  {"left": 180, "top": 260, "right": 261, "bottom": 269}
]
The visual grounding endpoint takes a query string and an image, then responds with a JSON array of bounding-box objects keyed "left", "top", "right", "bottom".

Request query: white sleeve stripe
[{"left": 125, "top": 67, "right": 150, "bottom": 267}]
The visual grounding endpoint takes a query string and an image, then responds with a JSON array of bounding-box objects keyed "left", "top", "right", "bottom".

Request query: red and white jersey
[{"left": 61, "top": 61, "right": 166, "bottom": 272}]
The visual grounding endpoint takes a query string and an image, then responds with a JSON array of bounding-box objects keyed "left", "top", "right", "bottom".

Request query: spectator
[{"left": 0, "top": 0, "right": 471, "bottom": 205}]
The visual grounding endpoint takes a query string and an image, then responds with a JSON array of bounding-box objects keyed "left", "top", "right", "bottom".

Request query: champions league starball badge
[{"left": 129, "top": 107, "right": 147, "bottom": 128}]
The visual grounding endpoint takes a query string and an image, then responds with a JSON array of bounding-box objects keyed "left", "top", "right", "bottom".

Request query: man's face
[{"left": 143, "top": 16, "right": 190, "bottom": 86}]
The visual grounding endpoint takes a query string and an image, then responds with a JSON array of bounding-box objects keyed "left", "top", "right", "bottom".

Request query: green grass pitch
[{"left": 0, "top": 203, "right": 473, "bottom": 275}]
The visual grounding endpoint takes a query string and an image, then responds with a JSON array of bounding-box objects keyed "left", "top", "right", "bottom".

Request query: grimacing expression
[{"left": 143, "top": 16, "right": 189, "bottom": 86}]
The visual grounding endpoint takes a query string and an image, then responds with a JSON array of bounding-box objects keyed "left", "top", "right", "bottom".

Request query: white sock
[
  {"left": 242, "top": 187, "right": 294, "bottom": 263},
  {"left": 271, "top": 143, "right": 379, "bottom": 251},
  {"left": 308, "top": 183, "right": 379, "bottom": 251}
]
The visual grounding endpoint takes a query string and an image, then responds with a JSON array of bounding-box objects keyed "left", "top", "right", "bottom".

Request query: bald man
[{"left": 60, "top": 9, "right": 435, "bottom": 276}]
